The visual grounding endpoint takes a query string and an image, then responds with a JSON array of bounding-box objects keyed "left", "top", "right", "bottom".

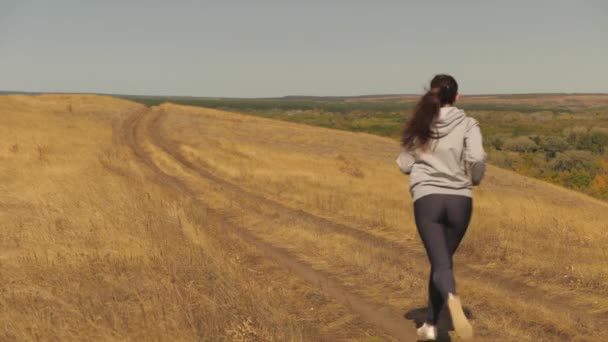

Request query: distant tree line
[{"left": 487, "top": 127, "right": 608, "bottom": 198}]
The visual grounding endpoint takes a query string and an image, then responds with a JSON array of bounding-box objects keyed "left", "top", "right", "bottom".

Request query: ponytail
[
  {"left": 401, "top": 88, "right": 441, "bottom": 150},
  {"left": 401, "top": 74, "right": 458, "bottom": 150}
]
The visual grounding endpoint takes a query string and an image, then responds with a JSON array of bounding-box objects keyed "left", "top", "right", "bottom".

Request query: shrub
[
  {"left": 503, "top": 136, "right": 538, "bottom": 153},
  {"left": 563, "top": 126, "right": 588, "bottom": 141},
  {"left": 592, "top": 174, "right": 608, "bottom": 195},
  {"left": 551, "top": 150, "right": 596, "bottom": 172},
  {"left": 487, "top": 150, "right": 513, "bottom": 168},
  {"left": 564, "top": 169, "right": 593, "bottom": 189},
  {"left": 486, "top": 136, "right": 505, "bottom": 150},
  {"left": 538, "top": 136, "right": 569, "bottom": 157},
  {"left": 589, "top": 128, "right": 608, "bottom": 154},
  {"left": 563, "top": 126, "right": 608, "bottom": 154}
]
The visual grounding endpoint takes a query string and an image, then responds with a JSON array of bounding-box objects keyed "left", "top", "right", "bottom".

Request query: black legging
[{"left": 414, "top": 194, "right": 472, "bottom": 325}]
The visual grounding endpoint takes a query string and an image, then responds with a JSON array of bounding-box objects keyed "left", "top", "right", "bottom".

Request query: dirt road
[{"left": 118, "top": 106, "right": 608, "bottom": 341}]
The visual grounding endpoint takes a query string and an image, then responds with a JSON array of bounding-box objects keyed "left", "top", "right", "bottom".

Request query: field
[
  {"left": 2, "top": 94, "right": 608, "bottom": 341},
  {"left": 122, "top": 94, "right": 608, "bottom": 200}
]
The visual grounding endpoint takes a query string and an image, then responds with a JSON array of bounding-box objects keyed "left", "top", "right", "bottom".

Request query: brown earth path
[
  {"left": 118, "top": 106, "right": 608, "bottom": 340},
  {"left": 118, "top": 108, "right": 418, "bottom": 341},
  {"left": 146, "top": 108, "right": 608, "bottom": 327}
]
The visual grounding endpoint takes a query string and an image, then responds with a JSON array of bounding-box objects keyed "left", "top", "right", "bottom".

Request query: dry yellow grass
[{"left": 2, "top": 95, "right": 608, "bottom": 341}]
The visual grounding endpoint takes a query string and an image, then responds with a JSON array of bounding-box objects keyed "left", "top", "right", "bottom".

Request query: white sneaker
[
  {"left": 447, "top": 293, "right": 473, "bottom": 340},
  {"left": 416, "top": 322, "right": 437, "bottom": 341}
]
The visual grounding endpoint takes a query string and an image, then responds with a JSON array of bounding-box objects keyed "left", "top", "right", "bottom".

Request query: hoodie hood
[{"left": 434, "top": 106, "right": 466, "bottom": 138}]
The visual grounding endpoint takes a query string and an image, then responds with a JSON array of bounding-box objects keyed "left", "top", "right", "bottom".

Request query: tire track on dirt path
[
  {"left": 119, "top": 109, "right": 418, "bottom": 341},
  {"left": 146, "top": 108, "right": 608, "bottom": 327}
]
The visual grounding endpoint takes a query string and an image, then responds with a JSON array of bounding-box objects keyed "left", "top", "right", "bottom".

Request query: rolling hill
[{"left": 1, "top": 95, "right": 607, "bottom": 341}]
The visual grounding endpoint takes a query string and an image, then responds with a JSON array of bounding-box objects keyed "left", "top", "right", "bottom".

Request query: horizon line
[{"left": 2, "top": 90, "right": 608, "bottom": 100}]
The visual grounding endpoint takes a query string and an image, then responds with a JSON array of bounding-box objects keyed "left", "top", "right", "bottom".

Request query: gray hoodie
[{"left": 396, "top": 106, "right": 486, "bottom": 202}]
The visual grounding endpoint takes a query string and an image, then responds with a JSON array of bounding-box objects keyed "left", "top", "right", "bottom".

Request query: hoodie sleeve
[
  {"left": 464, "top": 118, "right": 487, "bottom": 185},
  {"left": 396, "top": 146, "right": 416, "bottom": 175}
]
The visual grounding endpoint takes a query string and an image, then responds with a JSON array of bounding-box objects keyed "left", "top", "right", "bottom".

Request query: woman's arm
[
  {"left": 464, "top": 118, "right": 487, "bottom": 185},
  {"left": 396, "top": 146, "right": 416, "bottom": 175}
]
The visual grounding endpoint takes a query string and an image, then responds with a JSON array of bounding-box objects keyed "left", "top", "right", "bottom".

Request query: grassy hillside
[
  {"left": 1, "top": 95, "right": 608, "bottom": 340},
  {"left": 122, "top": 94, "right": 608, "bottom": 200}
]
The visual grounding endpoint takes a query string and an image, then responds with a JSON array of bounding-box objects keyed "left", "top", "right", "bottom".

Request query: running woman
[{"left": 396, "top": 74, "right": 486, "bottom": 341}]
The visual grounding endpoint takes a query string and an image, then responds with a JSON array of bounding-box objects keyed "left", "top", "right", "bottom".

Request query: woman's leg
[
  {"left": 443, "top": 195, "right": 474, "bottom": 340},
  {"left": 444, "top": 195, "right": 473, "bottom": 293},
  {"left": 427, "top": 268, "right": 444, "bottom": 324},
  {"left": 415, "top": 195, "right": 473, "bottom": 324},
  {"left": 414, "top": 195, "right": 453, "bottom": 324}
]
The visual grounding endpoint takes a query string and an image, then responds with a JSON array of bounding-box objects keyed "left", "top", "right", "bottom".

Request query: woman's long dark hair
[{"left": 401, "top": 74, "right": 458, "bottom": 150}]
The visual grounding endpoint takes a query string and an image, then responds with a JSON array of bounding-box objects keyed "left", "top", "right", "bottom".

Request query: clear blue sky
[{"left": 1, "top": 1, "right": 606, "bottom": 97}]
